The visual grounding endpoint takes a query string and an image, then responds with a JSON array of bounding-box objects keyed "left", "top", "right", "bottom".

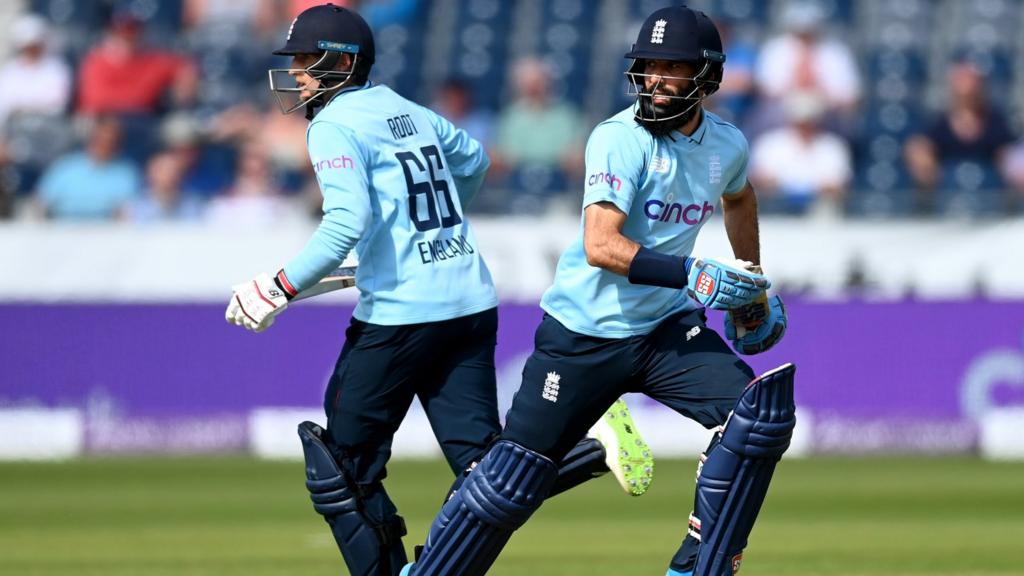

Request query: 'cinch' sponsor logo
[
  {"left": 314, "top": 156, "right": 355, "bottom": 173},
  {"left": 588, "top": 172, "right": 622, "bottom": 190},
  {"left": 643, "top": 199, "right": 714, "bottom": 225}
]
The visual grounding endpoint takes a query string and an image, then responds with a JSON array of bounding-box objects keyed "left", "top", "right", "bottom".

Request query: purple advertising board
[{"left": 2, "top": 299, "right": 1023, "bottom": 454}]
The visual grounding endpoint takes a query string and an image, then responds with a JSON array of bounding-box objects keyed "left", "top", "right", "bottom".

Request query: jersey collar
[
  {"left": 674, "top": 110, "right": 708, "bottom": 145},
  {"left": 324, "top": 80, "right": 374, "bottom": 108}
]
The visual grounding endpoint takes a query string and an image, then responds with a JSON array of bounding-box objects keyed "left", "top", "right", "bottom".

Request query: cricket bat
[{"left": 291, "top": 265, "right": 358, "bottom": 302}]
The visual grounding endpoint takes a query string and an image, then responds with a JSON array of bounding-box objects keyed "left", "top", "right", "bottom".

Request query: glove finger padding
[{"left": 725, "top": 294, "right": 787, "bottom": 355}]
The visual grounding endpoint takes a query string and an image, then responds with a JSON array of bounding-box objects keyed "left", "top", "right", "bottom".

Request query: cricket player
[
  {"left": 223, "top": 4, "right": 653, "bottom": 575},
  {"left": 403, "top": 6, "right": 794, "bottom": 576}
]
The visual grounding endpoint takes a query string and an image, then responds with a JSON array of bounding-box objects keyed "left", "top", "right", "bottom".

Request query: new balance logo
[
  {"left": 685, "top": 326, "right": 701, "bottom": 341},
  {"left": 651, "top": 19, "right": 667, "bottom": 44},
  {"left": 542, "top": 371, "right": 561, "bottom": 403}
]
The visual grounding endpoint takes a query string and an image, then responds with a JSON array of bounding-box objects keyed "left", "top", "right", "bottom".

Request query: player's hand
[
  {"left": 686, "top": 257, "right": 770, "bottom": 310},
  {"left": 225, "top": 273, "right": 290, "bottom": 333},
  {"left": 725, "top": 293, "right": 787, "bottom": 355}
]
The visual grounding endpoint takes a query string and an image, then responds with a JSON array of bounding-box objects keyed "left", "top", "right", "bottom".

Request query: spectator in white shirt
[
  {"left": 750, "top": 91, "right": 852, "bottom": 216},
  {"left": 750, "top": 1, "right": 861, "bottom": 139},
  {"left": 0, "top": 14, "right": 71, "bottom": 127}
]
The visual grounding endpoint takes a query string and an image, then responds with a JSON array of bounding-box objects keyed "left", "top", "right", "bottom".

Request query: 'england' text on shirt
[{"left": 417, "top": 234, "right": 476, "bottom": 264}]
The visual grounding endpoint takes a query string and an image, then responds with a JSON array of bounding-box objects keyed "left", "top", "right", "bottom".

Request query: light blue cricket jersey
[
  {"left": 541, "top": 107, "right": 750, "bottom": 338},
  {"left": 283, "top": 83, "right": 498, "bottom": 325}
]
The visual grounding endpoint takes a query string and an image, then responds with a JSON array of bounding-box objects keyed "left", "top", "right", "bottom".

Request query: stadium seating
[{"left": 14, "top": 0, "right": 1024, "bottom": 218}]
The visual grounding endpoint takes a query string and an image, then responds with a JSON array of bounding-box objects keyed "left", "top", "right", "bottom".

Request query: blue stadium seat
[
  {"left": 935, "top": 188, "right": 1007, "bottom": 218},
  {"left": 818, "top": 0, "right": 855, "bottom": 25},
  {"left": 448, "top": 0, "right": 516, "bottom": 111},
  {"left": 116, "top": 0, "right": 182, "bottom": 34},
  {"left": 865, "top": 49, "right": 928, "bottom": 87},
  {"left": 845, "top": 188, "right": 917, "bottom": 218},
  {"left": 370, "top": 2, "right": 428, "bottom": 101},
  {"left": 538, "top": 0, "right": 598, "bottom": 105},
  {"left": 30, "top": 0, "right": 106, "bottom": 29},
  {"left": 505, "top": 163, "right": 571, "bottom": 214},
  {"left": 371, "top": 24, "right": 414, "bottom": 98},
  {"left": 860, "top": 103, "right": 919, "bottom": 141},
  {"left": 940, "top": 160, "right": 1004, "bottom": 193},
  {"left": 852, "top": 158, "right": 913, "bottom": 194},
  {"left": 2, "top": 113, "right": 75, "bottom": 194}
]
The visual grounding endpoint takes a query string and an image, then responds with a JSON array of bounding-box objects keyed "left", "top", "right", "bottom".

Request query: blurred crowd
[{"left": 1, "top": 0, "right": 1022, "bottom": 223}]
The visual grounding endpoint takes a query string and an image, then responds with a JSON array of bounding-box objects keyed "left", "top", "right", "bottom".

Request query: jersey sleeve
[
  {"left": 419, "top": 104, "right": 490, "bottom": 207},
  {"left": 282, "top": 122, "right": 372, "bottom": 291},
  {"left": 582, "top": 121, "right": 645, "bottom": 213},
  {"left": 723, "top": 131, "right": 750, "bottom": 196}
]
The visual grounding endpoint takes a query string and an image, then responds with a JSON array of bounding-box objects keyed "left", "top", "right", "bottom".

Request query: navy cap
[
  {"left": 625, "top": 5, "right": 724, "bottom": 64},
  {"left": 274, "top": 3, "right": 375, "bottom": 65}
]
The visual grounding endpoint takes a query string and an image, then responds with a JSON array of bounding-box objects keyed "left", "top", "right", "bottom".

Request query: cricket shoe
[{"left": 588, "top": 398, "right": 654, "bottom": 496}]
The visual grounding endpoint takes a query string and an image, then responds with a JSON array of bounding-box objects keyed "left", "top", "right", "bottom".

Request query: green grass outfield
[{"left": 2, "top": 456, "right": 1022, "bottom": 575}]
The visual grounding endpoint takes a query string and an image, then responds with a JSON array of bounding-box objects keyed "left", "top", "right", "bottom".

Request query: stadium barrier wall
[{"left": 4, "top": 217, "right": 1024, "bottom": 301}]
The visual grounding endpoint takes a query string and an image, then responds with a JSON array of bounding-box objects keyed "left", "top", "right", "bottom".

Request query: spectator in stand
[
  {"left": 185, "top": 0, "right": 279, "bottom": 36},
  {"left": 77, "top": 11, "right": 197, "bottom": 116},
  {"left": 750, "top": 91, "right": 851, "bottom": 216},
  {"left": 210, "top": 102, "right": 310, "bottom": 187},
  {"left": 0, "top": 14, "right": 71, "bottom": 128},
  {"left": 904, "top": 58, "right": 1016, "bottom": 210},
  {"left": 205, "top": 140, "right": 302, "bottom": 226},
  {"left": 129, "top": 152, "right": 203, "bottom": 223},
  {"left": 491, "top": 57, "right": 585, "bottom": 180},
  {"left": 430, "top": 77, "right": 494, "bottom": 146},
  {"left": 36, "top": 117, "right": 141, "bottom": 220},
  {"left": 752, "top": 1, "right": 861, "bottom": 136}
]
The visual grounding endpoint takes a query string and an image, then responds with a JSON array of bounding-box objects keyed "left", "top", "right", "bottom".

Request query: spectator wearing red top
[{"left": 77, "top": 12, "right": 197, "bottom": 116}]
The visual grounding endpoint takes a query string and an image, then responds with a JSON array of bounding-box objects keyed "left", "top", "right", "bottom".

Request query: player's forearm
[
  {"left": 584, "top": 232, "right": 640, "bottom": 276},
  {"left": 282, "top": 211, "right": 361, "bottom": 290},
  {"left": 722, "top": 186, "right": 761, "bottom": 265}
]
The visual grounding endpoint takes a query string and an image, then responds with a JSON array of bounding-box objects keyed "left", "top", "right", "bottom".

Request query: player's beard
[{"left": 637, "top": 88, "right": 701, "bottom": 137}]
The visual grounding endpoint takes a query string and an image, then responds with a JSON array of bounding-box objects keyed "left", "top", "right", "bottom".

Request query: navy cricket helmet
[
  {"left": 268, "top": 3, "right": 375, "bottom": 118},
  {"left": 625, "top": 5, "right": 725, "bottom": 134}
]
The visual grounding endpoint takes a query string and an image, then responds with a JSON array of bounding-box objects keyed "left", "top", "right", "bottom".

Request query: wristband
[
  {"left": 274, "top": 270, "right": 298, "bottom": 301},
  {"left": 627, "top": 247, "right": 693, "bottom": 289}
]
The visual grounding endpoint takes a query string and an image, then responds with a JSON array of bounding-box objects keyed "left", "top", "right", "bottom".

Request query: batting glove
[
  {"left": 687, "top": 257, "right": 770, "bottom": 310},
  {"left": 225, "top": 272, "right": 291, "bottom": 333},
  {"left": 725, "top": 292, "right": 787, "bottom": 355}
]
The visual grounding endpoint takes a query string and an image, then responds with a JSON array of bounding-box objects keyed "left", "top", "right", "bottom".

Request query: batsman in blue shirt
[
  {"left": 405, "top": 6, "right": 795, "bottom": 576},
  {"left": 223, "top": 4, "right": 654, "bottom": 575}
]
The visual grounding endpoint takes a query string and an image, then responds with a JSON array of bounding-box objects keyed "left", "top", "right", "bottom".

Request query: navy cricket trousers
[
  {"left": 503, "top": 309, "right": 755, "bottom": 462},
  {"left": 323, "top": 308, "right": 501, "bottom": 486}
]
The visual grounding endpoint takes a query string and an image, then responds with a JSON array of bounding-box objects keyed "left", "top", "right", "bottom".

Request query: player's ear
[{"left": 338, "top": 53, "right": 355, "bottom": 71}]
